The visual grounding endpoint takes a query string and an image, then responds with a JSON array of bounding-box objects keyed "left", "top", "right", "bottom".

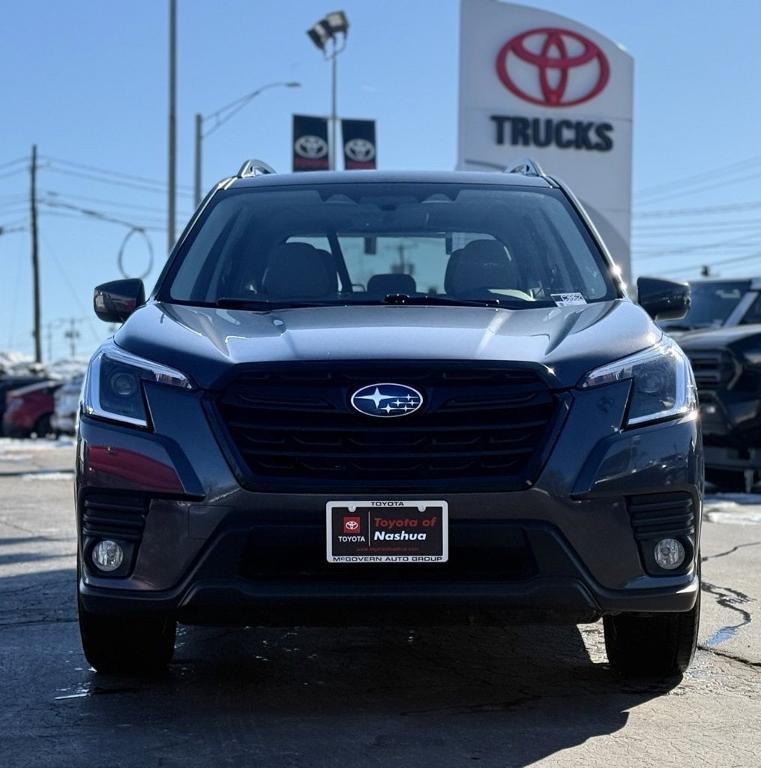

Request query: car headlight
[
  {"left": 580, "top": 336, "right": 697, "bottom": 427},
  {"left": 82, "top": 340, "right": 192, "bottom": 428}
]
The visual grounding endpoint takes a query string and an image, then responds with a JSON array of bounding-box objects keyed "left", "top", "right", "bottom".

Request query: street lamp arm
[{"left": 202, "top": 81, "right": 300, "bottom": 138}]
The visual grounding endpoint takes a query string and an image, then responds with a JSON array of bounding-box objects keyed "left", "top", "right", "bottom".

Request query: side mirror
[
  {"left": 93, "top": 279, "right": 145, "bottom": 323},
  {"left": 637, "top": 276, "right": 690, "bottom": 321}
]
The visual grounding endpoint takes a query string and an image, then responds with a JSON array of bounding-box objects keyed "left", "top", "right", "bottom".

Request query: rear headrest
[
  {"left": 367, "top": 273, "right": 417, "bottom": 296},
  {"left": 444, "top": 239, "right": 516, "bottom": 296},
  {"left": 261, "top": 243, "right": 337, "bottom": 299}
]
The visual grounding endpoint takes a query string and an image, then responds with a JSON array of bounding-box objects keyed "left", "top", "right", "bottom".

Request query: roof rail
[
  {"left": 505, "top": 158, "right": 546, "bottom": 177},
  {"left": 236, "top": 159, "right": 276, "bottom": 178}
]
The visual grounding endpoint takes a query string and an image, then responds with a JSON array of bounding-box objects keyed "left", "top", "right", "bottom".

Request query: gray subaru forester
[{"left": 77, "top": 161, "right": 701, "bottom": 677}]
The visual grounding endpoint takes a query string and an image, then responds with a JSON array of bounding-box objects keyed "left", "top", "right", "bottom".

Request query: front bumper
[{"left": 76, "top": 379, "right": 703, "bottom": 624}]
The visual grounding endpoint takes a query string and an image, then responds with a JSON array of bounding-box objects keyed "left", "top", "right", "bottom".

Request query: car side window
[{"left": 740, "top": 294, "right": 761, "bottom": 325}]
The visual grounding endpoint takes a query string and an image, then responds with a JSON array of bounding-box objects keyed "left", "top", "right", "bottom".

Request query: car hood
[
  {"left": 114, "top": 299, "right": 659, "bottom": 390},
  {"left": 675, "top": 324, "right": 761, "bottom": 350}
]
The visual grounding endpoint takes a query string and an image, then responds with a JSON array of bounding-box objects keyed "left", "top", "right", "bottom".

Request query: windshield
[
  {"left": 660, "top": 280, "right": 750, "bottom": 330},
  {"left": 160, "top": 183, "right": 617, "bottom": 308}
]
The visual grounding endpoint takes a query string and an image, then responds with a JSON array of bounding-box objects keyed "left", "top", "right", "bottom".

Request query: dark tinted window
[
  {"left": 161, "top": 183, "right": 616, "bottom": 308},
  {"left": 662, "top": 280, "right": 750, "bottom": 330}
]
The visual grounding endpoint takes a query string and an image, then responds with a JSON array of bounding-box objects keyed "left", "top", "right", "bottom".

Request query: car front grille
[
  {"left": 211, "top": 361, "right": 564, "bottom": 492},
  {"left": 684, "top": 349, "right": 738, "bottom": 388}
]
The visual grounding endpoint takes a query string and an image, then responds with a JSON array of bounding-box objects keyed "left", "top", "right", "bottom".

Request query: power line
[
  {"left": 0, "top": 167, "right": 27, "bottom": 182},
  {"left": 634, "top": 201, "right": 761, "bottom": 219},
  {"left": 652, "top": 250, "right": 761, "bottom": 277},
  {"left": 39, "top": 208, "right": 164, "bottom": 232},
  {"left": 39, "top": 231, "right": 103, "bottom": 345},
  {"left": 42, "top": 189, "right": 192, "bottom": 219},
  {"left": 42, "top": 198, "right": 151, "bottom": 228},
  {"left": 633, "top": 220, "right": 761, "bottom": 234},
  {"left": 0, "top": 216, "right": 28, "bottom": 230},
  {"left": 634, "top": 170, "right": 761, "bottom": 207},
  {"left": 635, "top": 155, "right": 761, "bottom": 199},
  {"left": 42, "top": 155, "right": 192, "bottom": 192},
  {"left": 43, "top": 166, "right": 194, "bottom": 198},
  {"left": 633, "top": 229, "right": 761, "bottom": 260},
  {"left": 0, "top": 156, "right": 28, "bottom": 172}
]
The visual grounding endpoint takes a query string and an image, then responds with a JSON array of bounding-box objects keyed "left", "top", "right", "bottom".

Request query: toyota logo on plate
[
  {"left": 345, "top": 138, "right": 376, "bottom": 163},
  {"left": 350, "top": 383, "right": 423, "bottom": 418},
  {"left": 495, "top": 27, "right": 609, "bottom": 107},
  {"left": 294, "top": 134, "right": 329, "bottom": 159}
]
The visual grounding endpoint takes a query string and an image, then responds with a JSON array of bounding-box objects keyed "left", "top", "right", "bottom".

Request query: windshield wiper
[
  {"left": 662, "top": 323, "right": 697, "bottom": 332},
  {"left": 382, "top": 293, "right": 552, "bottom": 308},
  {"left": 215, "top": 297, "right": 323, "bottom": 310},
  {"left": 214, "top": 295, "right": 554, "bottom": 311}
]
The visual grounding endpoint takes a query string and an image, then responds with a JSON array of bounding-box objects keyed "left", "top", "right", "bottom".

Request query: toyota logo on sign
[
  {"left": 294, "top": 135, "right": 329, "bottom": 159},
  {"left": 345, "top": 138, "right": 375, "bottom": 163},
  {"left": 495, "top": 27, "right": 609, "bottom": 107}
]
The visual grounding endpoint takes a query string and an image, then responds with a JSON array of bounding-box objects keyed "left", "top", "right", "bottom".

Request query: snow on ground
[
  {"left": 704, "top": 494, "right": 761, "bottom": 525},
  {"left": 20, "top": 471, "right": 73, "bottom": 481},
  {"left": 0, "top": 437, "right": 75, "bottom": 453}
]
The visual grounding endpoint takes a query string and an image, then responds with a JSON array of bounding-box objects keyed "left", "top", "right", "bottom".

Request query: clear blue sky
[{"left": 1, "top": 0, "right": 760, "bottom": 360}]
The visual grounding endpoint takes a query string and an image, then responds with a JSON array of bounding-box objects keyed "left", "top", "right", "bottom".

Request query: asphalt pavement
[{"left": 0, "top": 439, "right": 759, "bottom": 767}]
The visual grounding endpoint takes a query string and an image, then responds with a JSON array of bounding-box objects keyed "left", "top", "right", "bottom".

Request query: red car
[{"left": 2, "top": 380, "right": 62, "bottom": 438}]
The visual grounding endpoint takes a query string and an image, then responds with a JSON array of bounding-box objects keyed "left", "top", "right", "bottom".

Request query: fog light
[
  {"left": 654, "top": 538, "right": 685, "bottom": 570},
  {"left": 92, "top": 540, "right": 124, "bottom": 572}
]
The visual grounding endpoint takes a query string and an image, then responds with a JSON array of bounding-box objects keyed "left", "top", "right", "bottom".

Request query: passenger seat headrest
[
  {"left": 261, "top": 243, "right": 337, "bottom": 299},
  {"left": 444, "top": 239, "right": 516, "bottom": 296},
  {"left": 367, "top": 273, "right": 417, "bottom": 296}
]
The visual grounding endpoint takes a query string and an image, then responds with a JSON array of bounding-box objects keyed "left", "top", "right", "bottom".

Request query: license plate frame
[{"left": 326, "top": 500, "right": 448, "bottom": 563}]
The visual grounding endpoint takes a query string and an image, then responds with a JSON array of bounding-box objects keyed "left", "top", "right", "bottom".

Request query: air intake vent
[
  {"left": 82, "top": 494, "right": 147, "bottom": 541},
  {"left": 684, "top": 349, "right": 737, "bottom": 387},
  {"left": 628, "top": 492, "right": 696, "bottom": 541}
]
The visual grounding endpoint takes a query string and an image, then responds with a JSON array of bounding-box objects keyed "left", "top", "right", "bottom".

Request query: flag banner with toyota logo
[
  {"left": 457, "top": 0, "right": 633, "bottom": 283},
  {"left": 292, "top": 114, "right": 330, "bottom": 171},
  {"left": 341, "top": 119, "right": 377, "bottom": 170}
]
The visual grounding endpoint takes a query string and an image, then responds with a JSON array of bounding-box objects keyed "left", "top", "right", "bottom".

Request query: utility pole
[
  {"left": 46, "top": 321, "right": 53, "bottom": 362},
  {"left": 30, "top": 145, "right": 42, "bottom": 364},
  {"left": 330, "top": 39, "right": 338, "bottom": 170},
  {"left": 194, "top": 112, "right": 202, "bottom": 208},
  {"left": 167, "top": 0, "right": 177, "bottom": 253},
  {"left": 64, "top": 318, "right": 81, "bottom": 358}
]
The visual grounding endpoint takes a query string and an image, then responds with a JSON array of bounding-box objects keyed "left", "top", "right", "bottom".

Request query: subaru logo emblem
[{"left": 350, "top": 383, "right": 423, "bottom": 418}]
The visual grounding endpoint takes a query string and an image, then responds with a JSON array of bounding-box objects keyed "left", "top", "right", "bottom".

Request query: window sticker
[{"left": 552, "top": 292, "right": 587, "bottom": 306}]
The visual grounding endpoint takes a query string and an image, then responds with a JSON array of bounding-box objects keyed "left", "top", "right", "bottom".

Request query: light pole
[
  {"left": 307, "top": 11, "right": 349, "bottom": 171},
  {"left": 193, "top": 81, "right": 301, "bottom": 206},
  {"left": 167, "top": 0, "right": 177, "bottom": 252}
]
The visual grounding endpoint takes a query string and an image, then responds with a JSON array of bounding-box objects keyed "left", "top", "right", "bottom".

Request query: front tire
[
  {"left": 603, "top": 591, "right": 700, "bottom": 677},
  {"left": 77, "top": 557, "right": 176, "bottom": 674},
  {"left": 78, "top": 598, "right": 176, "bottom": 674},
  {"left": 33, "top": 413, "right": 52, "bottom": 438}
]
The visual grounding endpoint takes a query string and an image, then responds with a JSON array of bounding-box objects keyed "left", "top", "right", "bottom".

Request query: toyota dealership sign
[{"left": 458, "top": 0, "right": 633, "bottom": 280}]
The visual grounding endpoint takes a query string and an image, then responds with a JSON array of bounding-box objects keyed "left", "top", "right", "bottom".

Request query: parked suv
[
  {"left": 660, "top": 277, "right": 761, "bottom": 336},
  {"left": 679, "top": 324, "right": 761, "bottom": 490},
  {"left": 77, "top": 162, "right": 702, "bottom": 677}
]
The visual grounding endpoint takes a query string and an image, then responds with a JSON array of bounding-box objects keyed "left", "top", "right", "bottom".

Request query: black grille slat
[
  {"left": 212, "top": 362, "right": 560, "bottom": 492},
  {"left": 628, "top": 493, "right": 695, "bottom": 541},
  {"left": 685, "top": 349, "right": 737, "bottom": 387},
  {"left": 82, "top": 495, "right": 147, "bottom": 541},
  {"left": 238, "top": 446, "right": 535, "bottom": 460}
]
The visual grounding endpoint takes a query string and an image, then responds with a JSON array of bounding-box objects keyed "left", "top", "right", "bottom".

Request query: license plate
[{"left": 326, "top": 500, "right": 448, "bottom": 563}]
